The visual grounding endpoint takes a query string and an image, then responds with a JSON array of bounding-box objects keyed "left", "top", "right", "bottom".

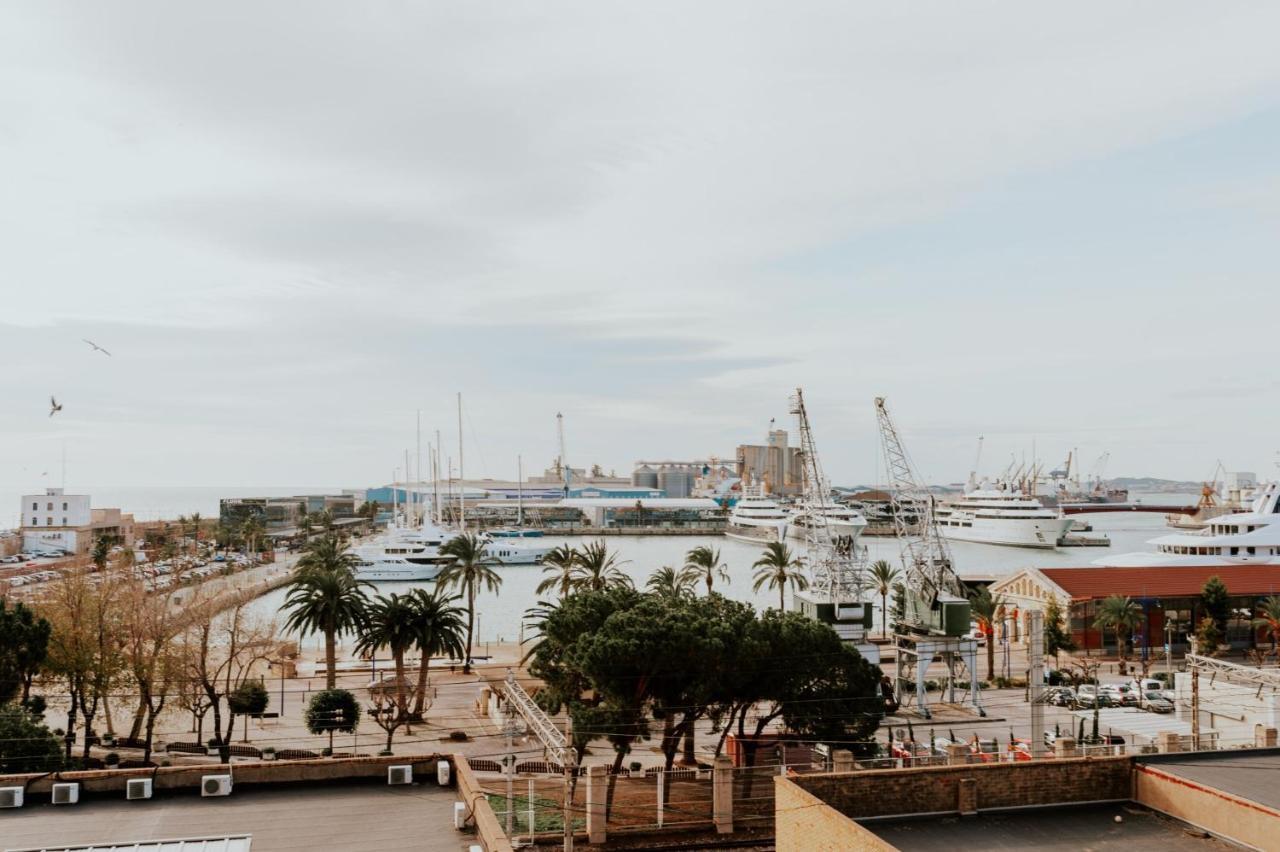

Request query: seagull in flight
[
  {"left": 49, "top": 396, "right": 62, "bottom": 418},
  {"left": 83, "top": 339, "right": 111, "bottom": 356}
]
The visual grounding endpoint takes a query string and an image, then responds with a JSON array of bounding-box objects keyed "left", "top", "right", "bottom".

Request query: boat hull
[
  {"left": 725, "top": 522, "right": 785, "bottom": 544},
  {"left": 355, "top": 563, "right": 444, "bottom": 582},
  {"left": 937, "top": 517, "right": 1074, "bottom": 549}
]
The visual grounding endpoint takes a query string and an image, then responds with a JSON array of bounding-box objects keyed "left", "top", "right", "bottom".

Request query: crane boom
[{"left": 556, "top": 412, "right": 570, "bottom": 497}]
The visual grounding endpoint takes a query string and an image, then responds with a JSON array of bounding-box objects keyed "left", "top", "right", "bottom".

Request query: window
[
  {"left": 62, "top": 502, "right": 67, "bottom": 511},
  {"left": 61, "top": 518, "right": 66, "bottom": 526},
  {"left": 47, "top": 502, "right": 53, "bottom": 511},
  {"left": 46, "top": 518, "right": 53, "bottom": 525},
  {"left": 31, "top": 502, "right": 37, "bottom": 511},
  {"left": 31, "top": 517, "right": 37, "bottom": 526}
]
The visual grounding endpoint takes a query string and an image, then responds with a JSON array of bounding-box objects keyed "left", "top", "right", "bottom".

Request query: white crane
[
  {"left": 792, "top": 389, "right": 867, "bottom": 605},
  {"left": 874, "top": 396, "right": 983, "bottom": 718},
  {"left": 556, "top": 412, "right": 571, "bottom": 498}
]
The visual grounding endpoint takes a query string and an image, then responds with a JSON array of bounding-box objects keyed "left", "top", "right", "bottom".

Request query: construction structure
[
  {"left": 788, "top": 389, "right": 877, "bottom": 663},
  {"left": 875, "top": 397, "right": 982, "bottom": 718}
]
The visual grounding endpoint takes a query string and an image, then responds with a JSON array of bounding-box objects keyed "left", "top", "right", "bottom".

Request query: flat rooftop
[
  {"left": 1139, "top": 752, "right": 1280, "bottom": 813},
  {"left": 864, "top": 803, "right": 1234, "bottom": 851},
  {"left": 1, "top": 784, "right": 469, "bottom": 852}
]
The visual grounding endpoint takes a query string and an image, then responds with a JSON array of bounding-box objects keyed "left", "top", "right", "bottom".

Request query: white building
[{"left": 20, "top": 488, "right": 133, "bottom": 555}]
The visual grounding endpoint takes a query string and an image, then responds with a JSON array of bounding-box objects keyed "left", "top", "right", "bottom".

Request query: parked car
[
  {"left": 1075, "top": 684, "right": 1102, "bottom": 708},
  {"left": 1101, "top": 684, "right": 1139, "bottom": 707},
  {"left": 1045, "top": 686, "right": 1076, "bottom": 707},
  {"left": 1142, "top": 690, "right": 1175, "bottom": 713}
]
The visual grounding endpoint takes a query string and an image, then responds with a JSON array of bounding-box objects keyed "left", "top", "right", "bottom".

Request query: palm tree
[
  {"left": 353, "top": 592, "right": 420, "bottom": 737},
  {"left": 300, "top": 513, "right": 314, "bottom": 545},
  {"left": 188, "top": 512, "right": 203, "bottom": 555},
  {"left": 683, "top": 545, "right": 729, "bottom": 595},
  {"left": 408, "top": 588, "right": 467, "bottom": 717},
  {"left": 535, "top": 545, "right": 579, "bottom": 599},
  {"left": 437, "top": 533, "right": 504, "bottom": 674},
  {"left": 751, "top": 541, "right": 807, "bottom": 611},
  {"left": 869, "top": 560, "right": 900, "bottom": 639},
  {"left": 1094, "top": 594, "right": 1145, "bottom": 661},
  {"left": 282, "top": 536, "right": 367, "bottom": 689},
  {"left": 968, "top": 588, "right": 1006, "bottom": 681},
  {"left": 647, "top": 566, "right": 697, "bottom": 597},
  {"left": 239, "top": 516, "right": 265, "bottom": 562},
  {"left": 569, "top": 540, "right": 634, "bottom": 592},
  {"left": 1254, "top": 595, "right": 1280, "bottom": 657}
]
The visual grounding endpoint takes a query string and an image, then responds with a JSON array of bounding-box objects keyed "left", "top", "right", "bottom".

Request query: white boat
[
  {"left": 480, "top": 532, "right": 551, "bottom": 565},
  {"left": 725, "top": 483, "right": 789, "bottom": 544},
  {"left": 349, "top": 523, "right": 453, "bottom": 582},
  {"left": 1100, "top": 481, "right": 1280, "bottom": 567},
  {"left": 934, "top": 480, "right": 1074, "bottom": 549},
  {"left": 786, "top": 501, "right": 868, "bottom": 546}
]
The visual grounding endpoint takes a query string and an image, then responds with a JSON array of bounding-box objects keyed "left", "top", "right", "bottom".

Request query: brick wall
[
  {"left": 775, "top": 776, "right": 897, "bottom": 852},
  {"left": 793, "top": 756, "right": 1132, "bottom": 819}
]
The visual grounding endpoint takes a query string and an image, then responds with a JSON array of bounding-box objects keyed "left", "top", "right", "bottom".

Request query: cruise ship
[
  {"left": 348, "top": 523, "right": 454, "bottom": 582},
  {"left": 935, "top": 480, "right": 1074, "bottom": 549},
  {"left": 1100, "top": 481, "right": 1280, "bottom": 567},
  {"left": 725, "top": 483, "right": 790, "bottom": 544},
  {"left": 786, "top": 502, "right": 868, "bottom": 546}
]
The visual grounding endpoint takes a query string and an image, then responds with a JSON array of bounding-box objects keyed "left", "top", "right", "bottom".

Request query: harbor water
[{"left": 244, "top": 496, "right": 1190, "bottom": 651}]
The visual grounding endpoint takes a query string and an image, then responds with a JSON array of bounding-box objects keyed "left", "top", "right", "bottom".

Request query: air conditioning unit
[
  {"left": 201, "top": 774, "right": 233, "bottom": 797},
  {"left": 436, "top": 759, "right": 452, "bottom": 787},
  {"left": 453, "top": 801, "right": 470, "bottom": 830},
  {"left": 126, "top": 778, "right": 153, "bottom": 800},
  {"left": 0, "top": 786, "right": 23, "bottom": 809},
  {"left": 387, "top": 765, "right": 413, "bottom": 785},
  {"left": 51, "top": 782, "right": 80, "bottom": 805}
]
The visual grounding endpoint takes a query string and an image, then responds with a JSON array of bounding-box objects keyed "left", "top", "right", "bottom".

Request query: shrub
[
  {"left": 0, "top": 705, "right": 64, "bottom": 774},
  {"left": 629, "top": 761, "right": 642, "bottom": 772},
  {"left": 228, "top": 680, "right": 269, "bottom": 717},
  {"left": 321, "top": 747, "right": 333, "bottom": 757},
  {"left": 304, "top": 689, "right": 361, "bottom": 736},
  {"left": 448, "top": 730, "right": 468, "bottom": 742},
  {"left": 105, "top": 752, "right": 120, "bottom": 766},
  {"left": 378, "top": 749, "right": 393, "bottom": 756}
]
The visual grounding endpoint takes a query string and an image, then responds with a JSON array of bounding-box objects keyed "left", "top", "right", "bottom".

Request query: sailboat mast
[
  {"left": 457, "top": 392, "right": 465, "bottom": 529},
  {"left": 517, "top": 454, "right": 524, "bottom": 528},
  {"left": 416, "top": 410, "right": 422, "bottom": 526},
  {"left": 435, "top": 430, "right": 442, "bottom": 525}
]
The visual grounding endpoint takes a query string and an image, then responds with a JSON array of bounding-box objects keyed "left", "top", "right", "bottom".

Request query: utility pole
[
  {"left": 1029, "top": 611, "right": 1045, "bottom": 757},
  {"left": 457, "top": 393, "right": 465, "bottom": 529},
  {"left": 503, "top": 711, "right": 521, "bottom": 838},
  {"left": 1191, "top": 666, "right": 1200, "bottom": 750}
]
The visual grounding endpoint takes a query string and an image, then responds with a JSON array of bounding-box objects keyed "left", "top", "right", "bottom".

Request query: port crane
[
  {"left": 556, "top": 412, "right": 571, "bottom": 498},
  {"left": 790, "top": 389, "right": 878, "bottom": 661},
  {"left": 874, "top": 396, "right": 983, "bottom": 718}
]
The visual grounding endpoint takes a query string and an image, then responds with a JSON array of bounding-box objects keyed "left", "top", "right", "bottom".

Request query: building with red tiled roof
[{"left": 990, "top": 564, "right": 1280, "bottom": 657}]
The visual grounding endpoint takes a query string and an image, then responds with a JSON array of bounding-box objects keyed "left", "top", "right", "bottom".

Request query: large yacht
[
  {"left": 726, "top": 483, "right": 790, "bottom": 544},
  {"left": 349, "top": 523, "right": 453, "bottom": 581},
  {"left": 1099, "top": 481, "right": 1280, "bottom": 567},
  {"left": 480, "top": 532, "right": 551, "bottom": 565},
  {"left": 934, "top": 480, "right": 1074, "bottom": 549},
  {"left": 786, "top": 502, "right": 868, "bottom": 547}
]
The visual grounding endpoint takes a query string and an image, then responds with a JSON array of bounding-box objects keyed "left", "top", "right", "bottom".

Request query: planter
[{"left": 261, "top": 752, "right": 276, "bottom": 761}]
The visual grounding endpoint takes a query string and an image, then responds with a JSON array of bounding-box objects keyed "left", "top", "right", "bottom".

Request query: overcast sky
[{"left": 4, "top": 2, "right": 1280, "bottom": 494}]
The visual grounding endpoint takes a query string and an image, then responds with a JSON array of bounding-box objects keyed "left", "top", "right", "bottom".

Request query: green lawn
[{"left": 486, "top": 793, "right": 585, "bottom": 833}]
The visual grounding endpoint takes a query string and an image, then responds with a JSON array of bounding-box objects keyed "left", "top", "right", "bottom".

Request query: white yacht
[
  {"left": 726, "top": 483, "right": 790, "bottom": 544},
  {"left": 934, "top": 480, "right": 1074, "bottom": 549},
  {"left": 349, "top": 523, "right": 453, "bottom": 582},
  {"left": 480, "top": 532, "right": 551, "bottom": 565},
  {"left": 1099, "top": 481, "right": 1280, "bottom": 567},
  {"left": 786, "top": 502, "right": 868, "bottom": 546}
]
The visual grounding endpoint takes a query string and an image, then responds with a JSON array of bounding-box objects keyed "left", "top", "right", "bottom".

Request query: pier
[{"left": 1061, "top": 503, "right": 1197, "bottom": 516}]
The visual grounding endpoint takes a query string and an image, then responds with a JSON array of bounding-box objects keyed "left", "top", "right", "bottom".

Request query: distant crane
[
  {"left": 556, "top": 412, "right": 571, "bottom": 498},
  {"left": 874, "top": 396, "right": 983, "bottom": 718}
]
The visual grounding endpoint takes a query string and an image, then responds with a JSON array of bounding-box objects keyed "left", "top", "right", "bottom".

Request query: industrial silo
[
  {"left": 632, "top": 464, "right": 659, "bottom": 489},
  {"left": 657, "top": 466, "right": 692, "bottom": 498}
]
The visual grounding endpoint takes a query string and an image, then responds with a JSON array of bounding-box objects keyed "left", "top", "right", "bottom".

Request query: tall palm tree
[
  {"left": 408, "top": 588, "right": 467, "bottom": 716},
  {"left": 751, "top": 542, "right": 807, "bottom": 611},
  {"left": 683, "top": 545, "right": 729, "bottom": 595},
  {"left": 239, "top": 516, "right": 265, "bottom": 562},
  {"left": 1254, "top": 595, "right": 1280, "bottom": 657},
  {"left": 535, "top": 545, "right": 579, "bottom": 599},
  {"left": 353, "top": 592, "right": 420, "bottom": 731},
  {"left": 968, "top": 587, "right": 1006, "bottom": 680},
  {"left": 1094, "top": 594, "right": 1145, "bottom": 661},
  {"left": 869, "top": 559, "right": 900, "bottom": 639},
  {"left": 437, "top": 533, "right": 504, "bottom": 674},
  {"left": 299, "top": 513, "right": 313, "bottom": 545},
  {"left": 647, "top": 565, "right": 697, "bottom": 597},
  {"left": 188, "top": 512, "right": 202, "bottom": 555},
  {"left": 283, "top": 537, "right": 367, "bottom": 689},
  {"left": 569, "top": 540, "right": 634, "bottom": 592}
]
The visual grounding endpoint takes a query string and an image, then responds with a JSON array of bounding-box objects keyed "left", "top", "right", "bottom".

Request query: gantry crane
[
  {"left": 791, "top": 389, "right": 878, "bottom": 662},
  {"left": 874, "top": 396, "right": 983, "bottom": 718}
]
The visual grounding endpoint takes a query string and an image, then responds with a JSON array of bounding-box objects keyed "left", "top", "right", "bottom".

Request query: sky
[{"left": 4, "top": 2, "right": 1280, "bottom": 496}]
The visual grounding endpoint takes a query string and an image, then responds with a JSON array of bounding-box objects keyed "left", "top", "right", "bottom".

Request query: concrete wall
[
  {"left": 0, "top": 753, "right": 451, "bottom": 796},
  {"left": 792, "top": 756, "right": 1132, "bottom": 819},
  {"left": 775, "top": 776, "right": 897, "bottom": 852},
  {"left": 1135, "top": 763, "right": 1279, "bottom": 851}
]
